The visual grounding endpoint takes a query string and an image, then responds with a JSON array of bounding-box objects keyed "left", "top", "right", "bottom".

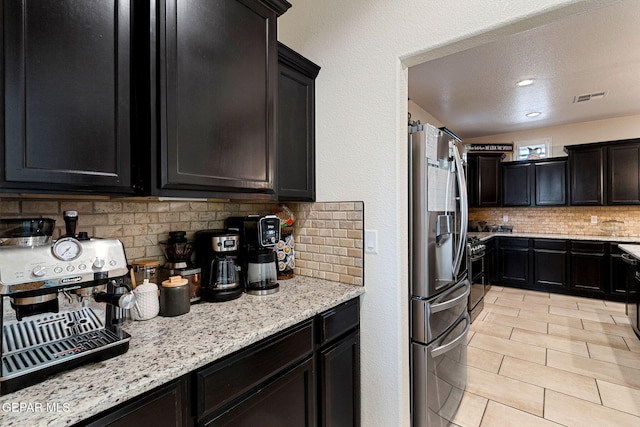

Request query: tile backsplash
[
  {"left": 0, "top": 197, "right": 364, "bottom": 286},
  {"left": 290, "top": 202, "right": 364, "bottom": 285},
  {"left": 470, "top": 206, "right": 640, "bottom": 237}
]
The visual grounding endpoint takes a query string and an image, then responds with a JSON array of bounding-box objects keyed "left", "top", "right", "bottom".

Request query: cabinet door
[
  {"left": 467, "top": 154, "right": 502, "bottom": 207},
  {"left": 196, "top": 321, "right": 314, "bottom": 421},
  {"left": 277, "top": 44, "right": 320, "bottom": 201},
  {"left": 502, "top": 163, "right": 531, "bottom": 206},
  {"left": 159, "top": 0, "right": 277, "bottom": 194},
  {"left": 497, "top": 238, "right": 530, "bottom": 286},
  {"left": 568, "top": 146, "right": 606, "bottom": 205},
  {"left": 2, "top": 0, "right": 133, "bottom": 194},
  {"left": 533, "top": 239, "right": 568, "bottom": 290},
  {"left": 84, "top": 378, "right": 189, "bottom": 427},
  {"left": 570, "top": 241, "right": 607, "bottom": 295},
  {"left": 535, "top": 160, "right": 567, "bottom": 206},
  {"left": 610, "top": 243, "right": 629, "bottom": 299},
  {"left": 319, "top": 330, "right": 360, "bottom": 427},
  {"left": 608, "top": 142, "right": 640, "bottom": 204},
  {"left": 203, "top": 357, "right": 316, "bottom": 427}
]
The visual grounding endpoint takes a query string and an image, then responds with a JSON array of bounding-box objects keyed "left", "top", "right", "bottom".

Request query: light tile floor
[{"left": 454, "top": 286, "right": 640, "bottom": 427}]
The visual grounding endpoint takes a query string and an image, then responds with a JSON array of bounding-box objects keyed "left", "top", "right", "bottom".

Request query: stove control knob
[
  {"left": 32, "top": 265, "right": 47, "bottom": 277},
  {"left": 93, "top": 258, "right": 106, "bottom": 269}
]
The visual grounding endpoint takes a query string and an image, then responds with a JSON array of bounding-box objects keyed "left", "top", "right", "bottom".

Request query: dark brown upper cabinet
[
  {"left": 1, "top": 0, "right": 134, "bottom": 195},
  {"left": 566, "top": 144, "right": 606, "bottom": 205},
  {"left": 143, "top": 0, "right": 290, "bottom": 198},
  {"left": 501, "top": 158, "right": 567, "bottom": 207},
  {"left": 502, "top": 162, "right": 532, "bottom": 206},
  {"left": 534, "top": 159, "right": 567, "bottom": 206},
  {"left": 467, "top": 153, "right": 503, "bottom": 207},
  {"left": 2, "top": 0, "right": 292, "bottom": 199},
  {"left": 608, "top": 140, "right": 640, "bottom": 204},
  {"left": 565, "top": 139, "right": 640, "bottom": 206},
  {"left": 277, "top": 43, "right": 320, "bottom": 201}
]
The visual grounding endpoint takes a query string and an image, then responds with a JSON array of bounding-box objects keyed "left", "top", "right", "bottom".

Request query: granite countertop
[
  {"left": 0, "top": 277, "right": 365, "bottom": 427},
  {"left": 469, "top": 231, "right": 640, "bottom": 243},
  {"left": 619, "top": 244, "right": 640, "bottom": 259}
]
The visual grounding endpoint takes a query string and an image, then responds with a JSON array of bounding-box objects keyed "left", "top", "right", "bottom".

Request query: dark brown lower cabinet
[
  {"left": 204, "top": 358, "right": 316, "bottom": 427},
  {"left": 610, "top": 243, "right": 630, "bottom": 297},
  {"left": 77, "top": 298, "right": 360, "bottom": 427},
  {"left": 81, "top": 378, "right": 189, "bottom": 427},
  {"left": 492, "top": 237, "right": 628, "bottom": 301},
  {"left": 533, "top": 239, "right": 568, "bottom": 290},
  {"left": 570, "top": 241, "right": 607, "bottom": 296},
  {"left": 497, "top": 238, "right": 530, "bottom": 286},
  {"left": 319, "top": 330, "right": 360, "bottom": 427}
]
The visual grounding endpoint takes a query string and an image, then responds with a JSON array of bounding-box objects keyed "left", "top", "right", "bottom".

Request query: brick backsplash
[
  {"left": 0, "top": 197, "right": 365, "bottom": 285},
  {"left": 470, "top": 206, "right": 640, "bottom": 237},
  {"left": 289, "top": 202, "right": 364, "bottom": 285}
]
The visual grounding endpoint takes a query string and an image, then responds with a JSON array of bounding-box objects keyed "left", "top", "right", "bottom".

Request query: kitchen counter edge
[
  {"left": 0, "top": 277, "right": 365, "bottom": 427},
  {"left": 469, "top": 232, "right": 640, "bottom": 243}
]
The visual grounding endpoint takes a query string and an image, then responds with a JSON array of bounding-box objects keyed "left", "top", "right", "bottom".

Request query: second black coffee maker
[{"left": 226, "top": 215, "right": 281, "bottom": 295}]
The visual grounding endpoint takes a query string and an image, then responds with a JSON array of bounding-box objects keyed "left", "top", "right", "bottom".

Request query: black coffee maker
[
  {"left": 194, "top": 230, "right": 242, "bottom": 302},
  {"left": 226, "top": 215, "right": 280, "bottom": 295}
]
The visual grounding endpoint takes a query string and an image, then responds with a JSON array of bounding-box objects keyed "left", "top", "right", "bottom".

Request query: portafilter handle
[{"left": 94, "top": 288, "right": 136, "bottom": 310}]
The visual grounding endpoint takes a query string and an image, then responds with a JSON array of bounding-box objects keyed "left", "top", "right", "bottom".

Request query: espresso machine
[
  {"left": 226, "top": 215, "right": 281, "bottom": 295},
  {"left": 0, "top": 231, "right": 135, "bottom": 394},
  {"left": 194, "top": 230, "right": 242, "bottom": 302}
]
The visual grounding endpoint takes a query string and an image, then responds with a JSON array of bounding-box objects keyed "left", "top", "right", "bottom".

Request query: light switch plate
[
  {"left": 365, "top": 229, "right": 378, "bottom": 254},
  {"left": 591, "top": 216, "right": 598, "bottom": 224}
]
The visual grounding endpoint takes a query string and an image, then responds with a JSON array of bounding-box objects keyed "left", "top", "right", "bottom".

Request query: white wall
[
  {"left": 464, "top": 114, "right": 640, "bottom": 159},
  {"left": 408, "top": 100, "right": 443, "bottom": 128},
  {"left": 277, "top": 1, "right": 608, "bottom": 425}
]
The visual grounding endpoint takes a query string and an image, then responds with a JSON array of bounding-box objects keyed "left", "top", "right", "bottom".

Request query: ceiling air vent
[{"left": 573, "top": 91, "right": 607, "bottom": 103}]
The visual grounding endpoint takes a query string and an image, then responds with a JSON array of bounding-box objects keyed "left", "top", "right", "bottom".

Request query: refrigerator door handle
[
  {"left": 450, "top": 141, "right": 468, "bottom": 278},
  {"left": 431, "top": 280, "right": 470, "bottom": 314},
  {"left": 430, "top": 313, "right": 470, "bottom": 358}
]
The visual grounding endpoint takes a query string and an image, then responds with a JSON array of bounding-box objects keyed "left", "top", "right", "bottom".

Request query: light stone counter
[
  {"left": 469, "top": 231, "right": 640, "bottom": 243},
  {"left": 619, "top": 244, "right": 640, "bottom": 259},
  {"left": 0, "top": 277, "right": 364, "bottom": 427}
]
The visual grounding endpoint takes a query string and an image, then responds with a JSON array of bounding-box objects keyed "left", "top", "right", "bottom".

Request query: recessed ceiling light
[
  {"left": 517, "top": 79, "right": 535, "bottom": 87},
  {"left": 526, "top": 111, "right": 541, "bottom": 118}
]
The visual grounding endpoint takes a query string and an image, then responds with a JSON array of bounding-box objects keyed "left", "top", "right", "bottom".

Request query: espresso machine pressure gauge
[{"left": 52, "top": 237, "right": 82, "bottom": 261}]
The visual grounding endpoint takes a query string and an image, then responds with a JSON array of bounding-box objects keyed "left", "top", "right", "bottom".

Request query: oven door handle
[
  {"left": 431, "top": 313, "right": 470, "bottom": 358},
  {"left": 622, "top": 253, "right": 638, "bottom": 266},
  {"left": 431, "top": 279, "right": 470, "bottom": 314},
  {"left": 468, "top": 252, "right": 486, "bottom": 261}
]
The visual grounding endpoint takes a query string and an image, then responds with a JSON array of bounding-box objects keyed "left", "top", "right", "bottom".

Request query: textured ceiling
[{"left": 408, "top": 1, "right": 640, "bottom": 139}]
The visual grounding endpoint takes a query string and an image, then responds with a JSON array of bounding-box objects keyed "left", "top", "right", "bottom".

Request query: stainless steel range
[
  {"left": 0, "top": 237, "right": 135, "bottom": 394},
  {"left": 467, "top": 236, "right": 486, "bottom": 323}
]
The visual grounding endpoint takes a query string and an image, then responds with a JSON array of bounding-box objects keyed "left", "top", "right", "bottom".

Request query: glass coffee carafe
[{"left": 213, "top": 256, "right": 238, "bottom": 289}]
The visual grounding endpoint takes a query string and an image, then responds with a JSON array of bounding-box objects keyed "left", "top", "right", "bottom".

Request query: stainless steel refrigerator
[{"left": 409, "top": 123, "right": 470, "bottom": 427}]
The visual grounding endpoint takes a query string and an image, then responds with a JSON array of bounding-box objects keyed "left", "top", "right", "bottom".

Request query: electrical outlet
[
  {"left": 503, "top": 215, "right": 509, "bottom": 223},
  {"left": 591, "top": 216, "right": 598, "bottom": 224}
]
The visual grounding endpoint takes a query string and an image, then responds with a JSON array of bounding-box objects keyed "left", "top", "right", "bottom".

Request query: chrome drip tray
[
  {"left": 1, "top": 308, "right": 130, "bottom": 390},
  {"left": 3, "top": 308, "right": 104, "bottom": 353}
]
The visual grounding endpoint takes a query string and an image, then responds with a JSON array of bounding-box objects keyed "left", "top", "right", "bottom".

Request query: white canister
[{"left": 131, "top": 279, "right": 160, "bottom": 321}]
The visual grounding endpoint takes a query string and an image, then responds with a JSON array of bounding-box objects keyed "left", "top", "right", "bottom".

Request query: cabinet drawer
[
  {"left": 318, "top": 298, "right": 360, "bottom": 346},
  {"left": 497, "top": 237, "right": 529, "bottom": 249},
  {"left": 533, "top": 239, "right": 567, "bottom": 250},
  {"left": 571, "top": 241, "right": 606, "bottom": 253},
  {"left": 196, "top": 320, "right": 314, "bottom": 420}
]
